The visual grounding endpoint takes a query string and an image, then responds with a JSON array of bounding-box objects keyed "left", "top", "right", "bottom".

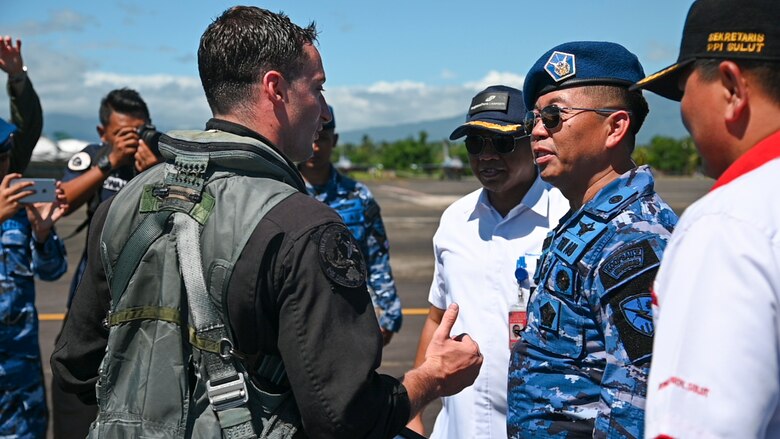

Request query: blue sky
[{"left": 2, "top": 1, "right": 695, "bottom": 137}]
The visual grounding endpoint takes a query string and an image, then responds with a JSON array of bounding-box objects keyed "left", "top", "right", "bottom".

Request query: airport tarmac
[{"left": 35, "top": 174, "right": 713, "bottom": 437}]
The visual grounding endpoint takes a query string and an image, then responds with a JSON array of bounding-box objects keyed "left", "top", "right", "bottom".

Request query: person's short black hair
[
  {"left": 694, "top": 58, "right": 780, "bottom": 105},
  {"left": 99, "top": 88, "right": 150, "bottom": 127},
  {"left": 583, "top": 86, "right": 649, "bottom": 135},
  {"left": 198, "top": 6, "right": 318, "bottom": 116}
]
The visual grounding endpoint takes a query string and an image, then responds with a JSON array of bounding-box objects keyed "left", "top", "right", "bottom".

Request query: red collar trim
[{"left": 711, "top": 130, "right": 780, "bottom": 191}]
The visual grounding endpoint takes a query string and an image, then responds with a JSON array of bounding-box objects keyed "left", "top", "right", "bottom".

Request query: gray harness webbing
[
  {"left": 108, "top": 210, "right": 173, "bottom": 305},
  {"left": 174, "top": 212, "right": 257, "bottom": 439},
  {"left": 97, "top": 132, "right": 303, "bottom": 438}
]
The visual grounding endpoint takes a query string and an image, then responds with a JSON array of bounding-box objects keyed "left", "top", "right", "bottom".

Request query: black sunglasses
[
  {"left": 523, "top": 105, "right": 628, "bottom": 132},
  {"left": 464, "top": 134, "right": 528, "bottom": 155}
]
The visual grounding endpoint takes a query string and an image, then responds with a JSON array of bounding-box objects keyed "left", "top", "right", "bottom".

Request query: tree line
[{"left": 337, "top": 132, "right": 701, "bottom": 176}]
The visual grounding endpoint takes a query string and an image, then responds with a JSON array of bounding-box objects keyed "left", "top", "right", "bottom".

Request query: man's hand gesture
[{"left": 0, "top": 37, "right": 25, "bottom": 76}]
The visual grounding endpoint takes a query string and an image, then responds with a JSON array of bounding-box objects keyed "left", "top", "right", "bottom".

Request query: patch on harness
[{"left": 317, "top": 224, "right": 366, "bottom": 288}]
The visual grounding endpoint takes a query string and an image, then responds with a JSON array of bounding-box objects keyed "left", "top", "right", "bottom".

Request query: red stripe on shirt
[{"left": 711, "top": 130, "right": 780, "bottom": 191}]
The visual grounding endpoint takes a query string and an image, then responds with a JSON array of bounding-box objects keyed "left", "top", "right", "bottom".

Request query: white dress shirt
[
  {"left": 428, "top": 176, "right": 569, "bottom": 439},
  {"left": 647, "top": 132, "right": 780, "bottom": 438}
]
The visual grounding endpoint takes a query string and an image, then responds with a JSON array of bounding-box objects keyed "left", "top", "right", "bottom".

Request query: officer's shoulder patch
[
  {"left": 317, "top": 223, "right": 367, "bottom": 288},
  {"left": 599, "top": 239, "right": 659, "bottom": 291},
  {"left": 606, "top": 267, "right": 657, "bottom": 365},
  {"left": 67, "top": 151, "right": 91, "bottom": 171}
]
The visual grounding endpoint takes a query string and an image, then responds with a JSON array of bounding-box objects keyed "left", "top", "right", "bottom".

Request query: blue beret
[
  {"left": 449, "top": 85, "right": 527, "bottom": 140},
  {"left": 0, "top": 118, "right": 17, "bottom": 153},
  {"left": 323, "top": 105, "right": 335, "bottom": 131},
  {"left": 523, "top": 41, "right": 646, "bottom": 110}
]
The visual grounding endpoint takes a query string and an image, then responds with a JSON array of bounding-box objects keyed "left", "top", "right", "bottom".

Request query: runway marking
[
  {"left": 40, "top": 313, "right": 65, "bottom": 321},
  {"left": 39, "top": 309, "right": 432, "bottom": 321}
]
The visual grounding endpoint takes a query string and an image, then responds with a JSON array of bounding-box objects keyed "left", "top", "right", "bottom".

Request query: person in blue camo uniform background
[
  {"left": 298, "top": 106, "right": 402, "bottom": 344},
  {"left": 507, "top": 41, "right": 678, "bottom": 438},
  {"left": 0, "top": 119, "right": 68, "bottom": 438}
]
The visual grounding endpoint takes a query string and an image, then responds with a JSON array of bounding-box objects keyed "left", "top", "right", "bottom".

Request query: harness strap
[
  {"left": 109, "top": 210, "right": 174, "bottom": 306},
  {"left": 173, "top": 212, "right": 257, "bottom": 439}
]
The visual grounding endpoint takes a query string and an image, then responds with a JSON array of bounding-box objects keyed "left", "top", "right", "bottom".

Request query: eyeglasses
[
  {"left": 464, "top": 134, "right": 528, "bottom": 155},
  {"left": 523, "top": 105, "right": 628, "bottom": 132}
]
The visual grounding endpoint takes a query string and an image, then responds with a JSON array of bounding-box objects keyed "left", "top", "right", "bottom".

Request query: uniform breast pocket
[{"left": 523, "top": 264, "right": 585, "bottom": 359}]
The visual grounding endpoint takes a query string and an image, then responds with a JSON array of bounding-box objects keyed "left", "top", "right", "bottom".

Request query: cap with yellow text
[{"left": 632, "top": 0, "right": 780, "bottom": 101}]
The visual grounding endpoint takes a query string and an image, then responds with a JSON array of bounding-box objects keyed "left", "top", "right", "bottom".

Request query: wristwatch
[{"left": 95, "top": 154, "right": 113, "bottom": 173}]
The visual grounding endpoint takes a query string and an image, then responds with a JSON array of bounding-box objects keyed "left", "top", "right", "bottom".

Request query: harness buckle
[{"left": 206, "top": 372, "right": 250, "bottom": 411}]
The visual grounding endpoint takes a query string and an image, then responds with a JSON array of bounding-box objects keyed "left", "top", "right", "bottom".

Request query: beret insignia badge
[{"left": 545, "top": 51, "right": 576, "bottom": 82}]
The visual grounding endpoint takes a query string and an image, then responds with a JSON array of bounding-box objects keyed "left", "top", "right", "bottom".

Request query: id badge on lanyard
[{"left": 509, "top": 256, "right": 532, "bottom": 349}]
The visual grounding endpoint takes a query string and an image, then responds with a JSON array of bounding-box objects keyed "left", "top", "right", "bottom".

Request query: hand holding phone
[
  {"left": 10, "top": 178, "right": 57, "bottom": 203},
  {"left": 19, "top": 179, "right": 68, "bottom": 243},
  {"left": 0, "top": 173, "right": 33, "bottom": 221}
]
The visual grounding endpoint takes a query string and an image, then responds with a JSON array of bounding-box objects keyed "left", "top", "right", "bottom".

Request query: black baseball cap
[
  {"left": 633, "top": 0, "right": 780, "bottom": 101},
  {"left": 449, "top": 85, "right": 527, "bottom": 140}
]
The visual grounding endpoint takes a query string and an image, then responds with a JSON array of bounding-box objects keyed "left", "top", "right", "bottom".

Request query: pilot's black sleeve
[
  {"left": 229, "top": 192, "right": 411, "bottom": 439},
  {"left": 50, "top": 197, "right": 114, "bottom": 404}
]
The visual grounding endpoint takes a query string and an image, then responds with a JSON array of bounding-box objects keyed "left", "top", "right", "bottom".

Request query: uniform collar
[
  {"left": 583, "top": 165, "right": 655, "bottom": 212},
  {"left": 711, "top": 130, "right": 780, "bottom": 191},
  {"left": 474, "top": 175, "right": 552, "bottom": 220},
  {"left": 204, "top": 118, "right": 306, "bottom": 192}
]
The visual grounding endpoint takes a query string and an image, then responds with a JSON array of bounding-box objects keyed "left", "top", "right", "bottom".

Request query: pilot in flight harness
[{"left": 90, "top": 130, "right": 305, "bottom": 438}]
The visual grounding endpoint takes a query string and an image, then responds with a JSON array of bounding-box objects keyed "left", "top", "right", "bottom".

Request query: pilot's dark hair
[{"left": 198, "top": 6, "right": 318, "bottom": 116}]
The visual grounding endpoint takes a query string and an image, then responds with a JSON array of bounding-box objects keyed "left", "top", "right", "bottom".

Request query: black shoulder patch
[
  {"left": 317, "top": 224, "right": 367, "bottom": 288},
  {"left": 607, "top": 268, "right": 657, "bottom": 365},
  {"left": 600, "top": 240, "right": 659, "bottom": 291}
]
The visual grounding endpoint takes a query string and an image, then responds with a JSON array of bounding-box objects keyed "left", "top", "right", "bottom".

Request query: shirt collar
[
  {"left": 473, "top": 175, "right": 551, "bottom": 220},
  {"left": 711, "top": 130, "right": 780, "bottom": 191}
]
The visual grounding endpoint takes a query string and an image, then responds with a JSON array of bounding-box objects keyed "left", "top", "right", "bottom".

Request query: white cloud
[
  {"left": 366, "top": 81, "right": 427, "bottom": 94},
  {"left": 84, "top": 72, "right": 202, "bottom": 90},
  {"left": 0, "top": 45, "right": 523, "bottom": 138},
  {"left": 325, "top": 71, "right": 527, "bottom": 131}
]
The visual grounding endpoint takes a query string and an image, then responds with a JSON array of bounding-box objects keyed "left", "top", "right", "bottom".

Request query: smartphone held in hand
[{"left": 11, "top": 178, "right": 57, "bottom": 203}]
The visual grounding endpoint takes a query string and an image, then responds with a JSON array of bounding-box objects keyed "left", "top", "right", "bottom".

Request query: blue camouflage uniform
[
  {"left": 0, "top": 209, "right": 67, "bottom": 438},
  {"left": 305, "top": 165, "right": 402, "bottom": 332},
  {"left": 507, "top": 166, "right": 677, "bottom": 438}
]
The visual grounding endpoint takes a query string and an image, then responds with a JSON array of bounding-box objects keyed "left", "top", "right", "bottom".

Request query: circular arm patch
[
  {"left": 317, "top": 224, "right": 367, "bottom": 288},
  {"left": 67, "top": 151, "right": 92, "bottom": 171}
]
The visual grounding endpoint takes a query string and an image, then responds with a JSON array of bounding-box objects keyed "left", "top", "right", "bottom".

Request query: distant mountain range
[
  {"left": 337, "top": 93, "right": 688, "bottom": 146},
  {"left": 42, "top": 93, "right": 687, "bottom": 147}
]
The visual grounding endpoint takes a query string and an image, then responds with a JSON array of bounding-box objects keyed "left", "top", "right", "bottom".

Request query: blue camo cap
[
  {"left": 523, "top": 41, "right": 646, "bottom": 110},
  {"left": 449, "top": 85, "right": 527, "bottom": 140},
  {"left": 0, "top": 118, "right": 17, "bottom": 153},
  {"left": 323, "top": 105, "right": 335, "bottom": 131}
]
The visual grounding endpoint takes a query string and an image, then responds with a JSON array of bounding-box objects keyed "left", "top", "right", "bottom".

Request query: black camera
[{"left": 137, "top": 123, "right": 162, "bottom": 157}]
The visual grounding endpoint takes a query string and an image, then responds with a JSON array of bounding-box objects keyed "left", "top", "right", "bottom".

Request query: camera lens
[{"left": 137, "top": 123, "right": 162, "bottom": 156}]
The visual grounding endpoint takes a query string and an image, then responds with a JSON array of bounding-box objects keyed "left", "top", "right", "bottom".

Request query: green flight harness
[{"left": 90, "top": 130, "right": 305, "bottom": 438}]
